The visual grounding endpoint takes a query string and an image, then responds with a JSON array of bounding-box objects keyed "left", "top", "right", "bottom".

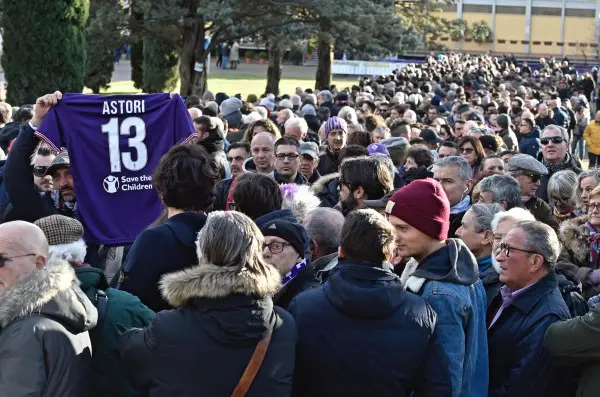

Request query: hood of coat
[
  {"left": 324, "top": 261, "right": 407, "bottom": 319},
  {"left": 159, "top": 262, "right": 281, "bottom": 307},
  {"left": 560, "top": 215, "right": 591, "bottom": 264},
  {"left": 163, "top": 212, "right": 208, "bottom": 250},
  {"left": 311, "top": 172, "right": 340, "bottom": 195},
  {"left": 0, "top": 258, "right": 97, "bottom": 332},
  {"left": 522, "top": 126, "right": 541, "bottom": 139},
  {"left": 412, "top": 239, "right": 479, "bottom": 286}
]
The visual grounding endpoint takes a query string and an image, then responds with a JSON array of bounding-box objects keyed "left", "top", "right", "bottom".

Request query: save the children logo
[{"left": 103, "top": 175, "right": 119, "bottom": 194}]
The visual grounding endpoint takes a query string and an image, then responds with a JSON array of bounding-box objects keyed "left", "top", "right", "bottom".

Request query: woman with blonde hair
[{"left": 122, "top": 211, "right": 296, "bottom": 396}]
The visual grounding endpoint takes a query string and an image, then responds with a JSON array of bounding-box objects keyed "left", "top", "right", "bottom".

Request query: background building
[{"left": 433, "top": 0, "right": 599, "bottom": 60}]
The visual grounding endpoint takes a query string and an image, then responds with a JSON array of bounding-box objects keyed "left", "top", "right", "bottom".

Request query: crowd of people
[{"left": 3, "top": 52, "right": 600, "bottom": 396}]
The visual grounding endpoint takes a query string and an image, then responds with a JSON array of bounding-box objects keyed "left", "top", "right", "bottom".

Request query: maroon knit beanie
[{"left": 385, "top": 178, "right": 450, "bottom": 240}]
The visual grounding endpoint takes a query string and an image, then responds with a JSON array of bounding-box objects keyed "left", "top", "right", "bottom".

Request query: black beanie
[{"left": 260, "top": 219, "right": 307, "bottom": 259}]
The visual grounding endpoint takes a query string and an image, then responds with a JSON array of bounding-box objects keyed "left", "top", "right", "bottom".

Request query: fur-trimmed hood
[
  {"left": 560, "top": 215, "right": 592, "bottom": 264},
  {"left": 311, "top": 172, "right": 339, "bottom": 195},
  {"left": 0, "top": 258, "right": 97, "bottom": 332},
  {"left": 160, "top": 262, "right": 281, "bottom": 307}
]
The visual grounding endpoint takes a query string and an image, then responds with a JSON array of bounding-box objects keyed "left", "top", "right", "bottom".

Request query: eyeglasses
[
  {"left": 263, "top": 241, "right": 292, "bottom": 254},
  {"left": 520, "top": 172, "right": 541, "bottom": 183},
  {"left": 540, "top": 136, "right": 565, "bottom": 145},
  {"left": 275, "top": 153, "right": 299, "bottom": 161},
  {"left": 589, "top": 202, "right": 600, "bottom": 213},
  {"left": 498, "top": 243, "right": 538, "bottom": 258},
  {"left": 33, "top": 166, "right": 48, "bottom": 177},
  {"left": 0, "top": 253, "right": 36, "bottom": 268},
  {"left": 460, "top": 147, "right": 474, "bottom": 154}
]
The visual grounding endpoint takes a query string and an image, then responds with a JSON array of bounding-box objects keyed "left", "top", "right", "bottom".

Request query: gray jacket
[{"left": 0, "top": 258, "right": 97, "bottom": 397}]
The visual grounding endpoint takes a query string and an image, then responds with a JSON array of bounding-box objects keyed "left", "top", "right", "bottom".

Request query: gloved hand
[{"left": 588, "top": 269, "right": 600, "bottom": 284}]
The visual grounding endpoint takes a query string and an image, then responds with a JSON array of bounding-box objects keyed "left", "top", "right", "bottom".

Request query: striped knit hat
[{"left": 324, "top": 116, "right": 348, "bottom": 137}]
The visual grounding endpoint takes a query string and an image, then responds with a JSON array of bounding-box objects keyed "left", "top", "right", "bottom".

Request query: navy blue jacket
[
  {"left": 552, "top": 107, "right": 570, "bottom": 130},
  {"left": 519, "top": 126, "right": 542, "bottom": 159},
  {"left": 288, "top": 261, "right": 452, "bottom": 397},
  {"left": 487, "top": 271, "right": 572, "bottom": 397},
  {"left": 118, "top": 212, "right": 207, "bottom": 312}
]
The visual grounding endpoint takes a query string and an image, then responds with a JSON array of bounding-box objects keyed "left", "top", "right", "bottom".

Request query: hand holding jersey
[{"left": 31, "top": 91, "right": 62, "bottom": 127}]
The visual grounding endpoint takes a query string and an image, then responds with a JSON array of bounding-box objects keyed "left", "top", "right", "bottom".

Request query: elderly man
[
  {"left": 299, "top": 142, "right": 321, "bottom": 184},
  {"left": 304, "top": 207, "right": 345, "bottom": 273},
  {"left": 282, "top": 113, "right": 306, "bottom": 141},
  {"left": 538, "top": 125, "right": 582, "bottom": 203},
  {"left": 432, "top": 156, "right": 474, "bottom": 238},
  {"left": 478, "top": 174, "right": 522, "bottom": 210},
  {"left": 456, "top": 203, "right": 504, "bottom": 306},
  {"left": 507, "top": 154, "right": 558, "bottom": 228},
  {"left": 34, "top": 214, "right": 154, "bottom": 397},
  {"left": 488, "top": 220, "right": 571, "bottom": 397},
  {"left": 277, "top": 109, "right": 295, "bottom": 131},
  {"left": 0, "top": 221, "right": 97, "bottom": 396}
]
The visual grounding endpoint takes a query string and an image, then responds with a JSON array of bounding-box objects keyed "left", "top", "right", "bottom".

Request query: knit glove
[{"left": 588, "top": 269, "right": 600, "bottom": 284}]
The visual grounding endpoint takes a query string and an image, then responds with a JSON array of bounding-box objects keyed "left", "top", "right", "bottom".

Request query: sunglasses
[
  {"left": 0, "top": 253, "right": 36, "bottom": 268},
  {"left": 460, "top": 147, "right": 474, "bottom": 154},
  {"left": 33, "top": 166, "right": 49, "bottom": 177},
  {"left": 520, "top": 172, "right": 541, "bottom": 183},
  {"left": 540, "top": 136, "right": 565, "bottom": 145}
]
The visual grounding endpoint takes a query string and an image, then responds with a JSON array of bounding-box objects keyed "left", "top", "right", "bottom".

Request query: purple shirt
[
  {"left": 36, "top": 93, "right": 195, "bottom": 244},
  {"left": 489, "top": 281, "right": 538, "bottom": 329}
]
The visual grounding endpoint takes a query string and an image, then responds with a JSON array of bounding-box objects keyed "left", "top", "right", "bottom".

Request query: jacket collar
[
  {"left": 0, "top": 258, "right": 75, "bottom": 327},
  {"left": 163, "top": 212, "right": 208, "bottom": 247},
  {"left": 509, "top": 271, "right": 559, "bottom": 314},
  {"left": 159, "top": 261, "right": 281, "bottom": 307}
]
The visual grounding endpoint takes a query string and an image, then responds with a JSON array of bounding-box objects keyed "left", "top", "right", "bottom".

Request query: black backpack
[
  {"left": 555, "top": 268, "right": 589, "bottom": 317},
  {"left": 89, "top": 289, "right": 109, "bottom": 349}
]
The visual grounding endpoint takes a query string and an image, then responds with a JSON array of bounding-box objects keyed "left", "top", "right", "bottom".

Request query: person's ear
[
  {"left": 481, "top": 230, "right": 494, "bottom": 247},
  {"left": 310, "top": 239, "right": 319, "bottom": 259},
  {"left": 530, "top": 254, "right": 545, "bottom": 273},
  {"left": 35, "top": 255, "right": 47, "bottom": 269},
  {"left": 354, "top": 185, "right": 365, "bottom": 200}
]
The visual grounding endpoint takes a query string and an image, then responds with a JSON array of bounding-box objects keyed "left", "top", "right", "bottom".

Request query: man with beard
[
  {"left": 4, "top": 92, "right": 77, "bottom": 223},
  {"left": 338, "top": 156, "right": 393, "bottom": 216},
  {"left": 33, "top": 146, "right": 55, "bottom": 192},
  {"left": 213, "top": 142, "right": 250, "bottom": 211}
]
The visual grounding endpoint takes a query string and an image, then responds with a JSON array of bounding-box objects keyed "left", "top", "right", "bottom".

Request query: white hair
[
  {"left": 291, "top": 94, "right": 301, "bottom": 106},
  {"left": 490, "top": 207, "right": 536, "bottom": 231},
  {"left": 284, "top": 117, "right": 308, "bottom": 135},
  {"left": 48, "top": 239, "right": 87, "bottom": 264},
  {"left": 280, "top": 184, "right": 321, "bottom": 222},
  {"left": 338, "top": 106, "right": 358, "bottom": 125},
  {"left": 254, "top": 107, "right": 268, "bottom": 120},
  {"left": 279, "top": 109, "right": 295, "bottom": 121},
  {"left": 243, "top": 112, "right": 262, "bottom": 125}
]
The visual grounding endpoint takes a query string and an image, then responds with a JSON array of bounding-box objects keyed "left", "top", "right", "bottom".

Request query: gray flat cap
[
  {"left": 380, "top": 137, "right": 409, "bottom": 149},
  {"left": 508, "top": 154, "right": 548, "bottom": 176}
]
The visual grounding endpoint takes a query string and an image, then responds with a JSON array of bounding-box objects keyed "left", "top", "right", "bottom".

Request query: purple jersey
[{"left": 36, "top": 93, "right": 195, "bottom": 244}]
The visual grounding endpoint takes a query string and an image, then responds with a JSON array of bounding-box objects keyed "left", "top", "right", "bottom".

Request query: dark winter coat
[
  {"left": 536, "top": 115, "right": 556, "bottom": 130},
  {"left": 214, "top": 177, "right": 234, "bottom": 211},
  {"left": 317, "top": 147, "right": 341, "bottom": 176},
  {"left": 274, "top": 171, "right": 308, "bottom": 186},
  {"left": 118, "top": 212, "right": 207, "bottom": 311},
  {"left": 288, "top": 261, "right": 452, "bottom": 397},
  {"left": 76, "top": 267, "right": 154, "bottom": 397},
  {"left": 519, "top": 126, "right": 542, "bottom": 159},
  {"left": 552, "top": 106, "right": 570, "bottom": 130},
  {"left": 304, "top": 114, "right": 320, "bottom": 134},
  {"left": 312, "top": 172, "right": 340, "bottom": 208},
  {"left": 480, "top": 264, "right": 502, "bottom": 308},
  {"left": 0, "top": 259, "right": 97, "bottom": 397},
  {"left": 121, "top": 261, "right": 296, "bottom": 397},
  {"left": 545, "top": 301, "right": 600, "bottom": 397},
  {"left": 558, "top": 216, "right": 600, "bottom": 298},
  {"left": 0, "top": 121, "right": 21, "bottom": 152},
  {"left": 487, "top": 271, "right": 572, "bottom": 397},
  {"left": 524, "top": 196, "right": 559, "bottom": 230}
]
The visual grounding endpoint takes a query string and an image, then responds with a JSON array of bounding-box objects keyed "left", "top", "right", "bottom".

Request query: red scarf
[{"left": 226, "top": 178, "right": 239, "bottom": 211}]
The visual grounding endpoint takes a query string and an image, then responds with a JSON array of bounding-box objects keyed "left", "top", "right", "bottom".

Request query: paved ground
[{"left": 112, "top": 59, "right": 320, "bottom": 82}]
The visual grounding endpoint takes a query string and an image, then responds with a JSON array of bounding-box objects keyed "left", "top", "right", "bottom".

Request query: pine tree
[
  {"left": 1, "top": 0, "right": 89, "bottom": 104},
  {"left": 142, "top": 38, "right": 179, "bottom": 93}
]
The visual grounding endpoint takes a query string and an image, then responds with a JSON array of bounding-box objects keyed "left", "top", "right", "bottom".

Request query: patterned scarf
[
  {"left": 282, "top": 259, "right": 307, "bottom": 287},
  {"left": 587, "top": 221, "right": 600, "bottom": 263},
  {"left": 542, "top": 153, "right": 578, "bottom": 175}
]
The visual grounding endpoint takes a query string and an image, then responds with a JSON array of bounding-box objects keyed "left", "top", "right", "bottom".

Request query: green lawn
[{"left": 85, "top": 74, "right": 358, "bottom": 97}]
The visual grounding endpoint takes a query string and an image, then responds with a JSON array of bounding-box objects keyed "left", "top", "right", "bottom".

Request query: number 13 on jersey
[{"left": 102, "top": 117, "right": 148, "bottom": 172}]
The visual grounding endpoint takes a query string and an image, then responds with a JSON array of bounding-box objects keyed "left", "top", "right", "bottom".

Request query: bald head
[
  {"left": 188, "top": 107, "right": 202, "bottom": 120},
  {"left": 251, "top": 132, "right": 276, "bottom": 173},
  {"left": 0, "top": 221, "right": 49, "bottom": 290}
]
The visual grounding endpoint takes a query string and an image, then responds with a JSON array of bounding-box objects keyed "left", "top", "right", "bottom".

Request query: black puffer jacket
[
  {"left": 311, "top": 172, "right": 340, "bottom": 208},
  {"left": 121, "top": 262, "right": 296, "bottom": 397},
  {"left": 317, "top": 147, "right": 341, "bottom": 177}
]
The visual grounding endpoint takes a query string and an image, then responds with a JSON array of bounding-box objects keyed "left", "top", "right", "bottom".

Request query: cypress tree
[
  {"left": 142, "top": 38, "right": 179, "bottom": 93},
  {"left": 2, "top": 0, "right": 89, "bottom": 104},
  {"left": 131, "top": 40, "right": 145, "bottom": 90}
]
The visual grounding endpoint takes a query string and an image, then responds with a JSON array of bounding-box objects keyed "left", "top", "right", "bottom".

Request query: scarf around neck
[
  {"left": 542, "top": 153, "right": 576, "bottom": 175},
  {"left": 451, "top": 195, "right": 471, "bottom": 215},
  {"left": 587, "top": 221, "right": 600, "bottom": 263},
  {"left": 282, "top": 259, "right": 307, "bottom": 287}
]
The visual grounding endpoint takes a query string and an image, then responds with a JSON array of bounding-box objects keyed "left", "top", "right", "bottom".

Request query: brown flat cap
[{"left": 34, "top": 215, "right": 84, "bottom": 246}]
